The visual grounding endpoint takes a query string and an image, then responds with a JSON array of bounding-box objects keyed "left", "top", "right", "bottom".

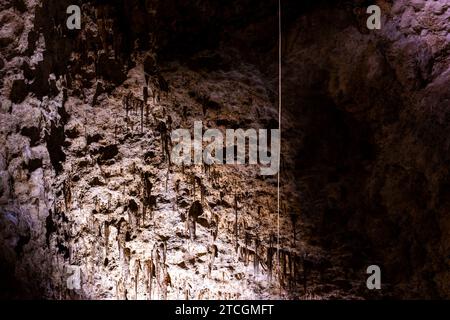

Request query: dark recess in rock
[
  {"left": 22, "top": 61, "right": 34, "bottom": 80},
  {"left": 45, "top": 121, "right": 66, "bottom": 174},
  {"left": 20, "top": 126, "right": 40, "bottom": 147},
  {"left": 97, "top": 54, "right": 126, "bottom": 85},
  {"left": 95, "top": 144, "right": 119, "bottom": 163},
  {"left": 86, "top": 133, "right": 103, "bottom": 145},
  {"left": 12, "top": 0, "right": 27, "bottom": 12},
  {"left": 24, "top": 158, "right": 42, "bottom": 173},
  {"left": 9, "top": 79, "right": 27, "bottom": 103}
]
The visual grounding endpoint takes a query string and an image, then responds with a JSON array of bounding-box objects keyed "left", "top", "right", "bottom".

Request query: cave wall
[
  {"left": 280, "top": 0, "right": 450, "bottom": 298},
  {"left": 1, "top": 0, "right": 450, "bottom": 299}
]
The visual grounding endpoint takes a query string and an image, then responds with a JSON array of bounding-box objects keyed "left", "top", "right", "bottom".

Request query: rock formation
[{"left": 0, "top": 0, "right": 449, "bottom": 300}]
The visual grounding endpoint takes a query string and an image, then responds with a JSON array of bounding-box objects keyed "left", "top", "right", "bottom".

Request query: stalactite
[
  {"left": 131, "top": 162, "right": 136, "bottom": 176},
  {"left": 84, "top": 113, "right": 88, "bottom": 155},
  {"left": 286, "top": 251, "right": 293, "bottom": 288},
  {"left": 63, "top": 177, "right": 71, "bottom": 212},
  {"left": 184, "top": 281, "right": 190, "bottom": 300},
  {"left": 267, "top": 250, "right": 273, "bottom": 281},
  {"left": 244, "top": 231, "right": 251, "bottom": 267},
  {"left": 141, "top": 171, "right": 154, "bottom": 223},
  {"left": 140, "top": 100, "right": 144, "bottom": 133},
  {"left": 156, "top": 120, "right": 171, "bottom": 164},
  {"left": 191, "top": 174, "right": 196, "bottom": 197},
  {"left": 165, "top": 167, "right": 170, "bottom": 192},
  {"left": 204, "top": 162, "right": 211, "bottom": 177},
  {"left": 200, "top": 183, "right": 205, "bottom": 204},
  {"left": 187, "top": 200, "right": 203, "bottom": 240},
  {"left": 195, "top": 176, "right": 201, "bottom": 196},
  {"left": 175, "top": 179, "right": 180, "bottom": 195},
  {"left": 116, "top": 218, "right": 127, "bottom": 260},
  {"left": 214, "top": 169, "right": 221, "bottom": 185},
  {"left": 161, "top": 266, "right": 171, "bottom": 300},
  {"left": 94, "top": 195, "right": 99, "bottom": 213},
  {"left": 127, "top": 198, "right": 140, "bottom": 228},
  {"left": 124, "top": 92, "right": 130, "bottom": 118},
  {"left": 104, "top": 221, "right": 109, "bottom": 257},
  {"left": 92, "top": 81, "right": 102, "bottom": 107},
  {"left": 234, "top": 192, "right": 239, "bottom": 252},
  {"left": 289, "top": 212, "right": 299, "bottom": 245},
  {"left": 62, "top": 87, "right": 68, "bottom": 108},
  {"left": 116, "top": 277, "right": 129, "bottom": 300},
  {"left": 210, "top": 214, "right": 219, "bottom": 241},
  {"left": 92, "top": 218, "right": 101, "bottom": 239},
  {"left": 166, "top": 115, "right": 172, "bottom": 131},
  {"left": 143, "top": 87, "right": 149, "bottom": 123},
  {"left": 144, "top": 259, "right": 154, "bottom": 300},
  {"left": 208, "top": 244, "right": 218, "bottom": 278},
  {"left": 151, "top": 244, "right": 160, "bottom": 298},
  {"left": 254, "top": 236, "right": 260, "bottom": 274},
  {"left": 292, "top": 253, "right": 298, "bottom": 286},
  {"left": 280, "top": 250, "right": 287, "bottom": 284},
  {"left": 123, "top": 247, "right": 131, "bottom": 282},
  {"left": 302, "top": 253, "right": 308, "bottom": 293},
  {"left": 160, "top": 242, "right": 167, "bottom": 265},
  {"left": 134, "top": 259, "right": 141, "bottom": 300},
  {"left": 116, "top": 278, "right": 123, "bottom": 300}
]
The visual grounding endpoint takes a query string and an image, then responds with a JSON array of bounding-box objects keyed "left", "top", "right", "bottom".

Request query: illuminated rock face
[{"left": 0, "top": 0, "right": 449, "bottom": 299}]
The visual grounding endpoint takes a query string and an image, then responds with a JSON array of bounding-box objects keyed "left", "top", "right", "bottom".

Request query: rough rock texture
[
  {"left": 1, "top": 0, "right": 450, "bottom": 299},
  {"left": 282, "top": 0, "right": 450, "bottom": 299},
  {"left": 0, "top": 0, "right": 294, "bottom": 300}
]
